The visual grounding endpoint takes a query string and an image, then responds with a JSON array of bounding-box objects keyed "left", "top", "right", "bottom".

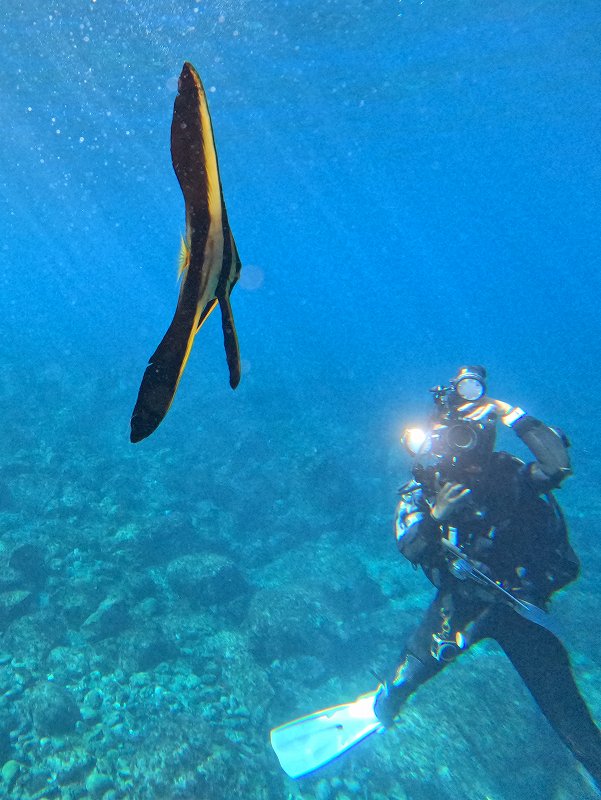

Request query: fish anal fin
[{"left": 219, "top": 293, "right": 241, "bottom": 389}]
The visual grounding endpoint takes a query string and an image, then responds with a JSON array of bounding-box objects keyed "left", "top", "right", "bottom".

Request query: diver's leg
[
  {"left": 375, "top": 590, "right": 479, "bottom": 726},
  {"left": 374, "top": 652, "right": 433, "bottom": 726},
  {"left": 495, "top": 611, "right": 601, "bottom": 789}
]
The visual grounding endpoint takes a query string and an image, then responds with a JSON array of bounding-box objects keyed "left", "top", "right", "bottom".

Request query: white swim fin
[{"left": 270, "top": 691, "right": 383, "bottom": 779}]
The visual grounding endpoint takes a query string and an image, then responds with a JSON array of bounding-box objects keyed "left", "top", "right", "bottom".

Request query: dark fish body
[{"left": 130, "top": 62, "right": 241, "bottom": 443}]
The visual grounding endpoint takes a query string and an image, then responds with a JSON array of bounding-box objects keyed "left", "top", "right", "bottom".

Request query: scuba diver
[{"left": 374, "top": 365, "right": 601, "bottom": 788}]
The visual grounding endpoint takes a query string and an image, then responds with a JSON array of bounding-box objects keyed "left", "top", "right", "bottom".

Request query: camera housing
[
  {"left": 432, "top": 420, "right": 479, "bottom": 455},
  {"left": 431, "top": 415, "right": 496, "bottom": 471}
]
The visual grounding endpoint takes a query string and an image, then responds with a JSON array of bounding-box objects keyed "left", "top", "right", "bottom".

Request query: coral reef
[{"left": 0, "top": 364, "right": 596, "bottom": 800}]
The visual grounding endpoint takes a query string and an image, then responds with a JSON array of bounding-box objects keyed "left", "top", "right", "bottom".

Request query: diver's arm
[
  {"left": 463, "top": 399, "right": 572, "bottom": 488},
  {"left": 497, "top": 402, "right": 571, "bottom": 483},
  {"left": 395, "top": 489, "right": 440, "bottom": 566},
  {"left": 510, "top": 414, "right": 571, "bottom": 487}
]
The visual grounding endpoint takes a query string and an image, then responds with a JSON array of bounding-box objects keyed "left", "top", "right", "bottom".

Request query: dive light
[
  {"left": 451, "top": 366, "right": 486, "bottom": 402},
  {"left": 401, "top": 427, "right": 430, "bottom": 457}
]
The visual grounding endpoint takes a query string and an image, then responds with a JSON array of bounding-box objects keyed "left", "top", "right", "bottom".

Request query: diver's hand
[
  {"left": 431, "top": 481, "right": 471, "bottom": 522},
  {"left": 460, "top": 398, "right": 527, "bottom": 428},
  {"left": 458, "top": 397, "right": 512, "bottom": 422}
]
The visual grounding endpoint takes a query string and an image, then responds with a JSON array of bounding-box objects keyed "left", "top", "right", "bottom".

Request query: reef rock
[
  {"left": 29, "top": 682, "right": 80, "bottom": 735},
  {"left": 9, "top": 543, "right": 48, "bottom": 586},
  {"left": 81, "top": 595, "right": 129, "bottom": 640},
  {"left": 166, "top": 553, "right": 249, "bottom": 606},
  {"left": 246, "top": 584, "right": 347, "bottom": 667},
  {"left": 0, "top": 590, "right": 31, "bottom": 624},
  {"left": 136, "top": 511, "right": 230, "bottom": 566}
]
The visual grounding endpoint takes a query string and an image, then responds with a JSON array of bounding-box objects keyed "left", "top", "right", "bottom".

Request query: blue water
[{"left": 0, "top": 1, "right": 599, "bottom": 797}]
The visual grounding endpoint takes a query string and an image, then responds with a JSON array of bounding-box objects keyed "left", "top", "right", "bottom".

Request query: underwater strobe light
[
  {"left": 451, "top": 366, "right": 486, "bottom": 402},
  {"left": 401, "top": 427, "right": 431, "bottom": 457}
]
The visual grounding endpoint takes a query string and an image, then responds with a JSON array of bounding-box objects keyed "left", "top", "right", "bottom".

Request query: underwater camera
[
  {"left": 402, "top": 415, "right": 496, "bottom": 465},
  {"left": 430, "top": 418, "right": 493, "bottom": 459},
  {"left": 401, "top": 366, "right": 493, "bottom": 464}
]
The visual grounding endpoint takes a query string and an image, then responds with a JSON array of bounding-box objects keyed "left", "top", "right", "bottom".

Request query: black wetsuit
[{"left": 378, "top": 415, "right": 601, "bottom": 787}]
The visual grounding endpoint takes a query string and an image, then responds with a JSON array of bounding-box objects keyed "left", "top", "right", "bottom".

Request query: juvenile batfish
[{"left": 130, "top": 61, "right": 242, "bottom": 443}]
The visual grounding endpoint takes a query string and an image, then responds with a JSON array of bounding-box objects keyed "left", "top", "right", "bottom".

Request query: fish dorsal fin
[{"left": 178, "top": 235, "right": 191, "bottom": 278}]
